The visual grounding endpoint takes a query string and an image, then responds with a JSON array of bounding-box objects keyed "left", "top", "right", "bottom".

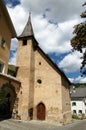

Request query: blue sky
[
  {"left": 4, "top": 0, "right": 20, "bottom": 7},
  {"left": 4, "top": 0, "right": 86, "bottom": 83}
]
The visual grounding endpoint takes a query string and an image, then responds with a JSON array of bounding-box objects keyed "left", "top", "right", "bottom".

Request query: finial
[
  {"left": 29, "top": 9, "right": 31, "bottom": 19},
  {"left": 29, "top": 11, "right": 31, "bottom": 17}
]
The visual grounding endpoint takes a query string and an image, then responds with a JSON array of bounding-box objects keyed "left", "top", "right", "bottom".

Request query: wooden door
[{"left": 37, "top": 103, "right": 45, "bottom": 120}]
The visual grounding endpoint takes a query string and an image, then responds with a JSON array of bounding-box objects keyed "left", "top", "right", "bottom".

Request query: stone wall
[
  {"left": 16, "top": 38, "right": 35, "bottom": 120},
  {"left": 16, "top": 33, "right": 71, "bottom": 124},
  {"left": 0, "top": 7, "right": 11, "bottom": 74},
  {"left": 61, "top": 76, "right": 71, "bottom": 124},
  {"left": 34, "top": 50, "right": 63, "bottom": 123}
]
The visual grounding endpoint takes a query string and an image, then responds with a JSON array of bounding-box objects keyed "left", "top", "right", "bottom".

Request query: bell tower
[{"left": 16, "top": 15, "right": 37, "bottom": 120}]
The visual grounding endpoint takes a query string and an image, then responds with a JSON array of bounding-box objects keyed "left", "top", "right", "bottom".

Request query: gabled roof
[
  {"left": 71, "top": 87, "right": 86, "bottom": 98},
  {"left": 18, "top": 14, "right": 34, "bottom": 38},
  {"left": 1, "top": 0, "right": 16, "bottom": 38}
]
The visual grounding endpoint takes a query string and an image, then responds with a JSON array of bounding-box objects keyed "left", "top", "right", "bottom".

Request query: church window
[
  {"left": 29, "top": 108, "right": 33, "bottom": 120},
  {"left": 23, "top": 39, "right": 27, "bottom": 46},
  {"left": 37, "top": 79, "right": 42, "bottom": 84}
]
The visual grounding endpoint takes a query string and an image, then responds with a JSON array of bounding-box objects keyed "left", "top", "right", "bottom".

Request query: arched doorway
[
  {"left": 37, "top": 103, "right": 46, "bottom": 120},
  {"left": 0, "top": 84, "right": 16, "bottom": 119},
  {"left": 0, "top": 89, "right": 11, "bottom": 118}
]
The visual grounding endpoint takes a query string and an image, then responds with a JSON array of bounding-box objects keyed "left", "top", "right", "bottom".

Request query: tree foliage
[{"left": 71, "top": 2, "right": 86, "bottom": 75}]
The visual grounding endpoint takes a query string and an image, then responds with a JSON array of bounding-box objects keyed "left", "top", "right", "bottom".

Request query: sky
[{"left": 4, "top": 0, "right": 86, "bottom": 83}]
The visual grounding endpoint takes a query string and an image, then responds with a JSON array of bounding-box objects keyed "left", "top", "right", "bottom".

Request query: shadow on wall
[{"left": 0, "top": 83, "right": 16, "bottom": 121}]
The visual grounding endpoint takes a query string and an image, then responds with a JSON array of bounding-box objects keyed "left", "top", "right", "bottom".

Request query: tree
[{"left": 71, "top": 2, "right": 86, "bottom": 75}]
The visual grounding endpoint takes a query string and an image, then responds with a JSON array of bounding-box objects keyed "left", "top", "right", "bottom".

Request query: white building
[{"left": 70, "top": 86, "right": 86, "bottom": 117}]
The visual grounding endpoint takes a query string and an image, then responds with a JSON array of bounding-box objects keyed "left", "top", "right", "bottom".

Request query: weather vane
[{"left": 29, "top": 8, "right": 31, "bottom": 17}]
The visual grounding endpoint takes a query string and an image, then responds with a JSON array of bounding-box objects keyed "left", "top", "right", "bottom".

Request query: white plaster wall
[{"left": 71, "top": 100, "right": 86, "bottom": 115}]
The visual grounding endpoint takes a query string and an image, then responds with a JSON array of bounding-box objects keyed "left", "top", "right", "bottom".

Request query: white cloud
[
  {"left": 32, "top": 16, "right": 81, "bottom": 54},
  {"left": 58, "top": 51, "right": 83, "bottom": 73},
  {"left": 7, "top": 5, "right": 28, "bottom": 35},
  {"left": 10, "top": 38, "right": 18, "bottom": 50},
  {"left": 69, "top": 76, "right": 86, "bottom": 83},
  {"left": 20, "top": 0, "right": 85, "bottom": 22},
  {"left": 9, "top": 50, "right": 17, "bottom": 65},
  {"left": 9, "top": 55, "right": 17, "bottom": 65},
  {"left": 75, "top": 76, "right": 86, "bottom": 83},
  {"left": 7, "top": 0, "right": 83, "bottom": 54},
  {"left": 8, "top": 39, "right": 18, "bottom": 65},
  {"left": 6, "top": 0, "right": 83, "bottom": 55},
  {"left": 68, "top": 78, "right": 75, "bottom": 83}
]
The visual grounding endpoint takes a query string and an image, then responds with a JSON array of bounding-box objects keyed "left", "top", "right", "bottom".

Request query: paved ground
[{"left": 0, "top": 119, "right": 86, "bottom": 130}]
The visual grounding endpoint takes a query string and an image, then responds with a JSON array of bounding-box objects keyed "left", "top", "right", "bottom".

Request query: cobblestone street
[{"left": 0, "top": 119, "right": 86, "bottom": 130}]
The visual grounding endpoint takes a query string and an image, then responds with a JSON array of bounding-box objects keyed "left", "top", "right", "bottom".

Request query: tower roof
[{"left": 18, "top": 14, "right": 34, "bottom": 38}]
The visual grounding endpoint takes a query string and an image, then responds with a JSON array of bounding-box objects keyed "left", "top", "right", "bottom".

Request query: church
[{"left": 0, "top": 0, "right": 71, "bottom": 124}]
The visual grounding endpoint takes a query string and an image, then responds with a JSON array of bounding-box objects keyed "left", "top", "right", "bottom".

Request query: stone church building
[{"left": 0, "top": 0, "right": 71, "bottom": 124}]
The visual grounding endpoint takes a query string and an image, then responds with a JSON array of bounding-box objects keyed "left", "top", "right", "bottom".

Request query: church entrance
[{"left": 37, "top": 103, "right": 46, "bottom": 120}]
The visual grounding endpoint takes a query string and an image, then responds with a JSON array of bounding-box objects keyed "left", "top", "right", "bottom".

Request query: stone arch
[
  {"left": 37, "top": 102, "right": 46, "bottom": 120},
  {"left": 0, "top": 83, "right": 17, "bottom": 119}
]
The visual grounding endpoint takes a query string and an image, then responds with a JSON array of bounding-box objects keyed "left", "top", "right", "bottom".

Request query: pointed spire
[{"left": 18, "top": 13, "right": 34, "bottom": 38}]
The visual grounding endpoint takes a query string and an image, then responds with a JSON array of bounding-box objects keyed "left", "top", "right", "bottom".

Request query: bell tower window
[{"left": 23, "top": 39, "right": 27, "bottom": 46}]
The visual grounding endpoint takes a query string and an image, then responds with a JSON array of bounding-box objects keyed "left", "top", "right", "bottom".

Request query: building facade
[
  {"left": 0, "top": 0, "right": 20, "bottom": 119},
  {"left": 0, "top": 0, "right": 71, "bottom": 124},
  {"left": 0, "top": 0, "right": 16, "bottom": 74},
  {"left": 70, "top": 85, "right": 86, "bottom": 118}
]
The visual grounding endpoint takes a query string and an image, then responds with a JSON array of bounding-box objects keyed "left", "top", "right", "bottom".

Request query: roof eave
[
  {"left": 0, "top": 73, "right": 21, "bottom": 85},
  {"left": 1, "top": 0, "right": 17, "bottom": 38}
]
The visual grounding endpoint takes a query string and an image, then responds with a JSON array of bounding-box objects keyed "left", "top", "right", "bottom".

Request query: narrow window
[
  {"left": 39, "top": 62, "right": 41, "bottom": 65},
  {"left": 0, "top": 38, "right": 6, "bottom": 47},
  {"left": 23, "top": 39, "right": 27, "bottom": 46},
  {"left": 0, "top": 61, "right": 4, "bottom": 73},
  {"left": 29, "top": 108, "right": 33, "bottom": 120},
  {"left": 73, "top": 110, "right": 76, "bottom": 114}
]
